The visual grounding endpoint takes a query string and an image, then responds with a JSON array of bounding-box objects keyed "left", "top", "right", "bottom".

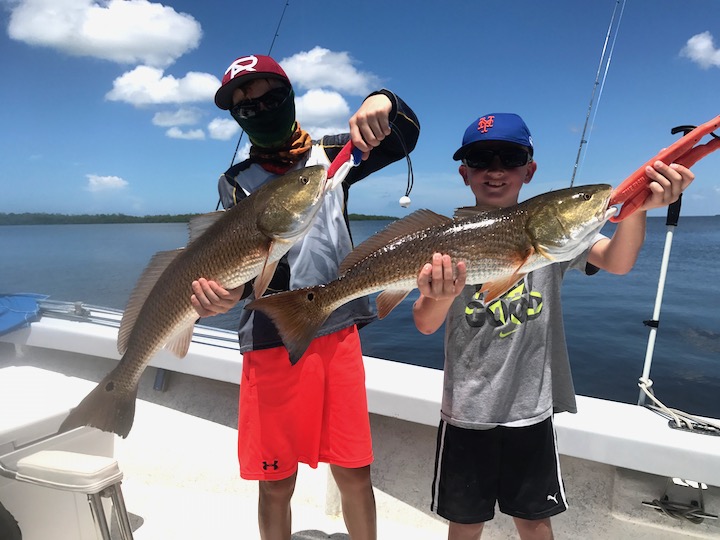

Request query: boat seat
[{"left": 13, "top": 450, "right": 134, "bottom": 540}]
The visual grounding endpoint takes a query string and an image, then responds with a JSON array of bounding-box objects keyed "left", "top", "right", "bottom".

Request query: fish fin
[
  {"left": 535, "top": 244, "right": 555, "bottom": 261},
  {"left": 340, "top": 209, "right": 451, "bottom": 273},
  {"left": 453, "top": 204, "right": 500, "bottom": 219},
  {"left": 246, "top": 286, "right": 328, "bottom": 365},
  {"left": 187, "top": 211, "right": 225, "bottom": 244},
  {"left": 59, "top": 368, "right": 138, "bottom": 438},
  {"left": 253, "top": 255, "right": 280, "bottom": 298},
  {"left": 479, "top": 248, "right": 533, "bottom": 303},
  {"left": 480, "top": 273, "right": 527, "bottom": 304},
  {"left": 163, "top": 323, "right": 195, "bottom": 358},
  {"left": 376, "top": 290, "right": 412, "bottom": 319},
  {"left": 119, "top": 249, "right": 183, "bottom": 355}
]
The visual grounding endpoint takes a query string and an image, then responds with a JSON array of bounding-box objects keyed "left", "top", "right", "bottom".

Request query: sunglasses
[
  {"left": 464, "top": 148, "right": 531, "bottom": 169},
  {"left": 230, "top": 86, "right": 291, "bottom": 120}
]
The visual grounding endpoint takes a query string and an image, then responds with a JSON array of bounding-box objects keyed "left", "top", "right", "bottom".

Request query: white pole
[{"left": 637, "top": 224, "right": 676, "bottom": 405}]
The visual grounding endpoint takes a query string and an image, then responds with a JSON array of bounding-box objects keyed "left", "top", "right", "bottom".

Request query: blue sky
[{"left": 1, "top": 0, "right": 719, "bottom": 218}]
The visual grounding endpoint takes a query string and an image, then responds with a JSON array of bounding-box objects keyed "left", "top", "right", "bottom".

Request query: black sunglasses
[
  {"left": 464, "top": 149, "right": 531, "bottom": 169},
  {"left": 230, "top": 86, "right": 291, "bottom": 120}
]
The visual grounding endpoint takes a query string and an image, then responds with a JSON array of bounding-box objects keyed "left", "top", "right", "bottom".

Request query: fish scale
[
  {"left": 60, "top": 165, "right": 327, "bottom": 438},
  {"left": 316, "top": 219, "right": 535, "bottom": 318},
  {"left": 248, "top": 184, "right": 615, "bottom": 364}
]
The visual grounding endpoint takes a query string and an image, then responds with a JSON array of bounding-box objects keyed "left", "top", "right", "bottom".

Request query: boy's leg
[
  {"left": 432, "top": 421, "right": 500, "bottom": 538},
  {"left": 322, "top": 327, "right": 375, "bottom": 538},
  {"left": 258, "top": 473, "right": 297, "bottom": 540},
  {"left": 513, "top": 516, "right": 554, "bottom": 540},
  {"left": 498, "top": 418, "right": 566, "bottom": 526},
  {"left": 330, "top": 464, "right": 376, "bottom": 540},
  {"left": 448, "top": 521, "right": 484, "bottom": 540}
]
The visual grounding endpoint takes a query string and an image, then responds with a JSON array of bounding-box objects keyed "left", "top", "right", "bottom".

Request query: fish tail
[
  {"left": 247, "top": 286, "right": 331, "bottom": 365},
  {"left": 59, "top": 370, "right": 138, "bottom": 438}
]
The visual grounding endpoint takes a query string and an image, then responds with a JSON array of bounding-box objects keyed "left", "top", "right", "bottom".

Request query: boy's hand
[
  {"left": 417, "top": 253, "right": 467, "bottom": 301},
  {"left": 349, "top": 94, "right": 393, "bottom": 160},
  {"left": 638, "top": 161, "right": 695, "bottom": 212},
  {"left": 191, "top": 278, "right": 244, "bottom": 317}
]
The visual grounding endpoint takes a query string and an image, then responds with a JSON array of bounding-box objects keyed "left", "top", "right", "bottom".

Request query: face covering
[{"left": 235, "top": 87, "right": 297, "bottom": 149}]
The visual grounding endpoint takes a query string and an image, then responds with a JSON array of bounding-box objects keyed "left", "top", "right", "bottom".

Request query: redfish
[
  {"left": 61, "top": 166, "right": 327, "bottom": 437},
  {"left": 247, "top": 184, "right": 615, "bottom": 364}
]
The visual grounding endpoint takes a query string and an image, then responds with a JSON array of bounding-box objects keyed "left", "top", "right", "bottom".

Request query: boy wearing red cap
[
  {"left": 413, "top": 113, "right": 693, "bottom": 540},
  {"left": 192, "top": 54, "right": 419, "bottom": 540}
]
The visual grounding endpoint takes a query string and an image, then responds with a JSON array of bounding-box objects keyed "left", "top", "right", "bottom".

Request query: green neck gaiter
[{"left": 236, "top": 88, "right": 297, "bottom": 149}]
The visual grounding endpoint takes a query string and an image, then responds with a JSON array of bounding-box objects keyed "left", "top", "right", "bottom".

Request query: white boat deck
[{"left": 1, "top": 303, "right": 719, "bottom": 539}]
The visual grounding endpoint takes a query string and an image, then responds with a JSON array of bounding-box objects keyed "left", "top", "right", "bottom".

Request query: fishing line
[
  {"left": 216, "top": 0, "right": 291, "bottom": 211},
  {"left": 225, "top": 0, "right": 291, "bottom": 171},
  {"left": 570, "top": 0, "right": 626, "bottom": 187},
  {"left": 389, "top": 121, "right": 415, "bottom": 208}
]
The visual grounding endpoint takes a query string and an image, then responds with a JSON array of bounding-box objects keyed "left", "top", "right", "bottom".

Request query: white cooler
[{"left": 0, "top": 365, "right": 115, "bottom": 540}]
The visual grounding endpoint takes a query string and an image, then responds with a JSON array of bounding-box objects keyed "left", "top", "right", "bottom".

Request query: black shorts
[{"left": 431, "top": 417, "right": 567, "bottom": 524}]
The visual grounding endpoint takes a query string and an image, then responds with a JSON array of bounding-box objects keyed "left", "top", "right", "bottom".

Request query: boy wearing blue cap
[{"left": 413, "top": 113, "right": 694, "bottom": 540}]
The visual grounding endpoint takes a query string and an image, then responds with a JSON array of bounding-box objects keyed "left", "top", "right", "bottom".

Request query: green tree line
[{"left": 0, "top": 212, "right": 397, "bottom": 226}]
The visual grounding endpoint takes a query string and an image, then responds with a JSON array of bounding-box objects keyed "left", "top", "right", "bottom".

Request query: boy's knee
[
  {"left": 330, "top": 464, "right": 372, "bottom": 492},
  {"left": 513, "top": 516, "right": 553, "bottom": 540},
  {"left": 259, "top": 474, "right": 297, "bottom": 503}
]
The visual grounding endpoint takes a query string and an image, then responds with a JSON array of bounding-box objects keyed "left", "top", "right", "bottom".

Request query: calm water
[{"left": 1, "top": 217, "right": 719, "bottom": 417}]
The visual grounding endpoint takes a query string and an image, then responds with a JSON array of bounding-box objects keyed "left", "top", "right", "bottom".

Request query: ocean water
[{"left": 1, "top": 217, "right": 719, "bottom": 417}]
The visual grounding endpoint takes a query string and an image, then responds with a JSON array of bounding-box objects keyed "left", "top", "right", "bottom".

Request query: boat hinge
[{"left": 642, "top": 478, "right": 718, "bottom": 524}]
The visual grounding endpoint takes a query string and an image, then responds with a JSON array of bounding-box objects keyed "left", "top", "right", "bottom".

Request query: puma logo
[{"left": 547, "top": 493, "right": 559, "bottom": 504}]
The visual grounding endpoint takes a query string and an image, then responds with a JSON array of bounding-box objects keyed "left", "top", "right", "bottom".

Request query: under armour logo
[
  {"left": 547, "top": 493, "right": 559, "bottom": 504},
  {"left": 477, "top": 115, "right": 495, "bottom": 133},
  {"left": 226, "top": 55, "right": 259, "bottom": 79},
  {"left": 262, "top": 460, "right": 279, "bottom": 471}
]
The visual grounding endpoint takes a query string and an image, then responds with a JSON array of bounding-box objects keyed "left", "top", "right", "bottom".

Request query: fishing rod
[
  {"left": 570, "top": 0, "right": 626, "bottom": 187},
  {"left": 226, "top": 0, "right": 291, "bottom": 171}
]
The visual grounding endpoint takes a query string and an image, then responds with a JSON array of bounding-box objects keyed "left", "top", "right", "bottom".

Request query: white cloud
[
  {"left": 208, "top": 118, "right": 240, "bottom": 141},
  {"left": 8, "top": 0, "right": 201, "bottom": 68},
  {"left": 106, "top": 66, "right": 220, "bottom": 106},
  {"left": 295, "top": 89, "right": 351, "bottom": 134},
  {"left": 303, "top": 123, "right": 349, "bottom": 140},
  {"left": 166, "top": 127, "right": 205, "bottom": 140},
  {"left": 152, "top": 108, "right": 202, "bottom": 127},
  {"left": 236, "top": 142, "right": 251, "bottom": 162},
  {"left": 281, "top": 47, "right": 381, "bottom": 95},
  {"left": 86, "top": 174, "right": 128, "bottom": 192},
  {"left": 681, "top": 31, "right": 720, "bottom": 69}
]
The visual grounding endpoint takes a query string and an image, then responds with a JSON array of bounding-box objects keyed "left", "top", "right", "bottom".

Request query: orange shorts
[{"left": 237, "top": 325, "right": 373, "bottom": 480}]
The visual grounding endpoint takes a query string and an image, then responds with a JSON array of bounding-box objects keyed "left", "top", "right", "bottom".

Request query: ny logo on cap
[
  {"left": 477, "top": 115, "right": 495, "bottom": 133},
  {"left": 226, "top": 55, "right": 259, "bottom": 79}
]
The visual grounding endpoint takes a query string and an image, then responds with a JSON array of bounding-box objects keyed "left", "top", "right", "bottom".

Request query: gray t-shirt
[{"left": 441, "top": 243, "right": 600, "bottom": 429}]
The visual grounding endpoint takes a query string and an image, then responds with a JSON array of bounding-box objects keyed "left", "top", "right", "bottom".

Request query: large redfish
[
  {"left": 60, "top": 166, "right": 327, "bottom": 438},
  {"left": 247, "top": 184, "right": 615, "bottom": 364}
]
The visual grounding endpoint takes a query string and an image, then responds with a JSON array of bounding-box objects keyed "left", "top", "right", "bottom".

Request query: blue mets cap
[{"left": 453, "top": 113, "right": 534, "bottom": 161}]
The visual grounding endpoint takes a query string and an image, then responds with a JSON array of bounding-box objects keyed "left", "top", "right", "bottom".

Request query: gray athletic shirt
[{"left": 441, "top": 240, "right": 602, "bottom": 429}]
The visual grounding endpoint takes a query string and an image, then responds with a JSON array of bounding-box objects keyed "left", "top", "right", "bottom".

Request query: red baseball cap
[{"left": 214, "top": 54, "right": 291, "bottom": 110}]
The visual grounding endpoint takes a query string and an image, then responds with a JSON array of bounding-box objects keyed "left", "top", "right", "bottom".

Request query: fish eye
[
  {"left": 300, "top": 175, "right": 309, "bottom": 185},
  {"left": 582, "top": 193, "right": 592, "bottom": 201}
]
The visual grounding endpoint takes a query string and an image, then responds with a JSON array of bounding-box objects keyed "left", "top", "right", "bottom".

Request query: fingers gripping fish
[
  {"left": 60, "top": 166, "right": 327, "bottom": 438},
  {"left": 247, "top": 184, "right": 616, "bottom": 364}
]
